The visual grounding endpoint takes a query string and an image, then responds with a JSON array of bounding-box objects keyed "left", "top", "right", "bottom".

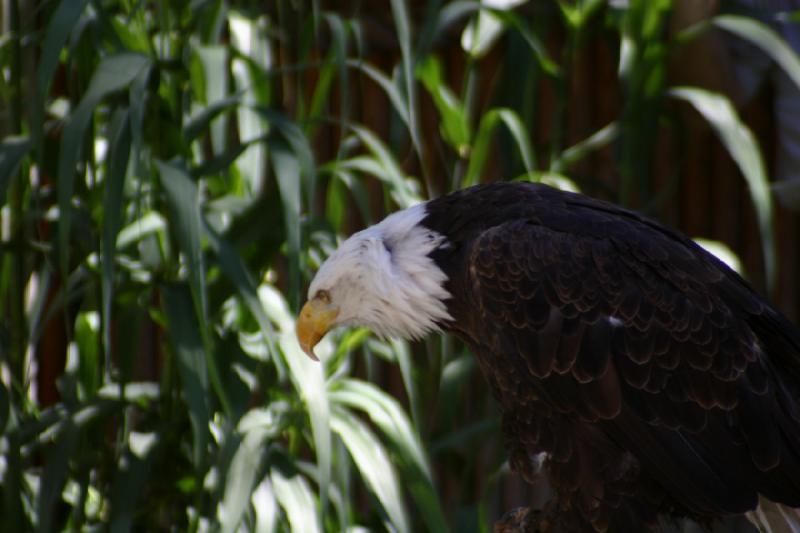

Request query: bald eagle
[{"left": 296, "top": 182, "right": 800, "bottom": 531}]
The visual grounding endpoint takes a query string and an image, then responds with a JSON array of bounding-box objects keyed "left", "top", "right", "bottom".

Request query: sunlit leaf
[
  {"left": 219, "top": 412, "right": 279, "bottom": 533},
  {"left": 252, "top": 479, "right": 279, "bottom": 533},
  {"left": 331, "top": 409, "right": 410, "bottom": 533},
  {"left": 74, "top": 311, "right": 100, "bottom": 398},
  {"left": 694, "top": 238, "right": 743, "bottom": 274},
  {"left": 194, "top": 45, "right": 229, "bottom": 154},
  {"left": 259, "top": 284, "right": 331, "bottom": 514},
  {"left": 271, "top": 469, "right": 322, "bottom": 533},
  {"left": 416, "top": 55, "right": 471, "bottom": 154},
  {"left": 330, "top": 379, "right": 447, "bottom": 532}
]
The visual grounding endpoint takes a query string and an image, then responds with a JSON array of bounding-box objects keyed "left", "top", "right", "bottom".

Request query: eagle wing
[{"left": 466, "top": 204, "right": 800, "bottom": 516}]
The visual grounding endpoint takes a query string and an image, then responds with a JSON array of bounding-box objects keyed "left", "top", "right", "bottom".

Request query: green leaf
[
  {"left": 57, "top": 53, "right": 150, "bottom": 279},
  {"left": 0, "top": 380, "right": 8, "bottom": 434},
  {"left": 37, "top": 418, "right": 79, "bottom": 533},
  {"left": 669, "top": 87, "right": 775, "bottom": 290},
  {"left": 162, "top": 284, "right": 211, "bottom": 469},
  {"left": 108, "top": 434, "right": 158, "bottom": 533},
  {"left": 492, "top": 9, "right": 559, "bottom": 76},
  {"left": 258, "top": 285, "right": 331, "bottom": 514},
  {"left": 694, "top": 238, "right": 743, "bottom": 274},
  {"left": 464, "top": 108, "right": 535, "bottom": 187},
  {"left": 102, "top": 108, "right": 132, "bottom": 369},
  {"left": 204, "top": 224, "right": 277, "bottom": 357},
  {"left": 416, "top": 55, "right": 471, "bottom": 154},
  {"left": 351, "top": 125, "right": 421, "bottom": 208},
  {"left": 330, "top": 379, "right": 447, "bottom": 532},
  {"left": 194, "top": 45, "right": 229, "bottom": 154},
  {"left": 184, "top": 94, "right": 242, "bottom": 143},
  {"left": 713, "top": 15, "right": 800, "bottom": 92},
  {"left": 157, "top": 160, "right": 232, "bottom": 415},
  {"left": 117, "top": 212, "right": 166, "bottom": 249},
  {"left": 219, "top": 437, "right": 260, "bottom": 532},
  {"left": 271, "top": 469, "right": 322, "bottom": 533},
  {"left": 348, "top": 60, "right": 410, "bottom": 127},
  {"left": 74, "top": 311, "right": 100, "bottom": 398},
  {"left": 0, "top": 136, "right": 31, "bottom": 206},
  {"left": 219, "top": 409, "right": 282, "bottom": 532},
  {"left": 331, "top": 409, "right": 410, "bottom": 533},
  {"left": 270, "top": 140, "right": 302, "bottom": 311},
  {"left": 251, "top": 479, "right": 279, "bottom": 533},
  {"left": 156, "top": 160, "right": 207, "bottom": 318},
  {"left": 551, "top": 121, "right": 618, "bottom": 172},
  {"left": 32, "top": 0, "right": 90, "bottom": 147}
]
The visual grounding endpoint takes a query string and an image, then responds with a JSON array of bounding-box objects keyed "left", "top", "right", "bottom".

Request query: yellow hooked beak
[{"left": 296, "top": 295, "right": 339, "bottom": 361}]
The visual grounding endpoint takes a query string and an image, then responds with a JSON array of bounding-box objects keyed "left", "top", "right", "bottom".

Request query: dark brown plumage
[{"left": 421, "top": 182, "right": 800, "bottom": 531}]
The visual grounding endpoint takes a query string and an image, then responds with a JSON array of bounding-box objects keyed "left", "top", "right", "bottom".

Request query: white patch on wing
[
  {"left": 308, "top": 202, "right": 452, "bottom": 340},
  {"left": 607, "top": 316, "right": 623, "bottom": 328}
]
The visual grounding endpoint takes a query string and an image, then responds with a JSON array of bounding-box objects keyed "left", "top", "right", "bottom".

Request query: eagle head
[{"left": 296, "top": 203, "right": 453, "bottom": 360}]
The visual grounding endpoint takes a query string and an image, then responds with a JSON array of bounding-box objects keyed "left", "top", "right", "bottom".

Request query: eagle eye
[{"left": 315, "top": 289, "right": 331, "bottom": 304}]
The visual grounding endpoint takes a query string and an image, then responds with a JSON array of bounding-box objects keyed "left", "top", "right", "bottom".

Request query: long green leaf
[
  {"left": 219, "top": 432, "right": 264, "bottom": 532},
  {"left": 32, "top": 0, "right": 89, "bottom": 147},
  {"left": 713, "top": 14, "right": 800, "bottom": 92},
  {"left": 271, "top": 469, "right": 322, "bottom": 533},
  {"left": 157, "top": 160, "right": 232, "bottom": 415},
  {"left": 270, "top": 140, "right": 302, "bottom": 311},
  {"left": 108, "top": 433, "right": 158, "bottom": 533},
  {"left": 464, "top": 108, "right": 535, "bottom": 187},
  {"left": 57, "top": 53, "right": 150, "bottom": 280},
  {"left": 351, "top": 125, "right": 421, "bottom": 208},
  {"left": 156, "top": 160, "right": 207, "bottom": 321},
  {"left": 184, "top": 95, "right": 242, "bottom": 143},
  {"left": 0, "top": 136, "right": 31, "bottom": 206},
  {"left": 348, "top": 59, "right": 410, "bottom": 127},
  {"left": 194, "top": 45, "right": 229, "bottom": 154},
  {"left": 258, "top": 285, "right": 331, "bottom": 514},
  {"left": 551, "top": 121, "right": 619, "bottom": 172},
  {"left": 204, "top": 224, "right": 277, "bottom": 360},
  {"left": 331, "top": 409, "right": 410, "bottom": 533},
  {"left": 37, "top": 418, "right": 79, "bottom": 533},
  {"left": 101, "top": 108, "right": 132, "bottom": 372},
  {"left": 416, "top": 55, "right": 471, "bottom": 154},
  {"left": 669, "top": 87, "right": 775, "bottom": 290},
  {"left": 251, "top": 479, "right": 279, "bottom": 533},
  {"left": 163, "top": 284, "right": 211, "bottom": 469},
  {"left": 391, "top": 0, "right": 425, "bottom": 176},
  {"left": 330, "top": 379, "right": 447, "bottom": 532}
]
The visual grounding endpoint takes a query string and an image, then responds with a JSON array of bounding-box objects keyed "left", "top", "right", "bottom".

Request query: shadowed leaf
[
  {"left": 0, "top": 136, "right": 31, "bottom": 205},
  {"left": 669, "top": 87, "right": 775, "bottom": 290}
]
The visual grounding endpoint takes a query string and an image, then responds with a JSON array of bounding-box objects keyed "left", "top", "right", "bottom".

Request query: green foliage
[{"left": 0, "top": 0, "right": 792, "bottom": 531}]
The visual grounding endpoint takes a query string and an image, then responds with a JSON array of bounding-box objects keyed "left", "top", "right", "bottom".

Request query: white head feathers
[{"left": 308, "top": 202, "right": 452, "bottom": 339}]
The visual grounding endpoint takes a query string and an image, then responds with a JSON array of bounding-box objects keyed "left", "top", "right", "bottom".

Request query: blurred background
[{"left": 1, "top": 0, "right": 799, "bottom": 531}]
